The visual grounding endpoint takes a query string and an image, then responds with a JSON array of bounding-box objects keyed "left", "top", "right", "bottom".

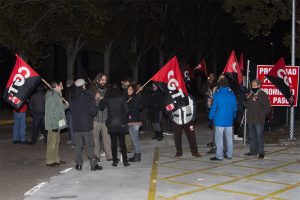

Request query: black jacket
[
  {"left": 148, "top": 89, "right": 164, "bottom": 123},
  {"left": 98, "top": 89, "right": 128, "bottom": 133},
  {"left": 70, "top": 88, "right": 98, "bottom": 131},
  {"left": 29, "top": 88, "right": 45, "bottom": 116},
  {"left": 126, "top": 94, "right": 142, "bottom": 123}
]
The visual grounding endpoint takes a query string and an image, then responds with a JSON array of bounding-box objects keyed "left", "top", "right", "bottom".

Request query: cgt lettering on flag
[
  {"left": 168, "top": 70, "right": 185, "bottom": 99},
  {"left": 3, "top": 54, "right": 41, "bottom": 109}
]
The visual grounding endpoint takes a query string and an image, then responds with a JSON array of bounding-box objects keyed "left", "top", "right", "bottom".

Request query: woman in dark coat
[
  {"left": 98, "top": 84, "right": 130, "bottom": 167},
  {"left": 126, "top": 84, "right": 142, "bottom": 162}
]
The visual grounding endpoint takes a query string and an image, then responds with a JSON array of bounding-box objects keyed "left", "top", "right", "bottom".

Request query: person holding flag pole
[{"left": 131, "top": 56, "right": 201, "bottom": 157}]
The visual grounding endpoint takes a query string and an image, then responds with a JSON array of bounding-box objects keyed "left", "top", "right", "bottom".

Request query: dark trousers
[
  {"left": 31, "top": 114, "right": 47, "bottom": 144},
  {"left": 110, "top": 132, "right": 128, "bottom": 163},
  {"left": 74, "top": 131, "right": 97, "bottom": 167},
  {"left": 66, "top": 110, "right": 74, "bottom": 143},
  {"left": 172, "top": 121, "right": 199, "bottom": 155},
  {"left": 248, "top": 124, "right": 265, "bottom": 155}
]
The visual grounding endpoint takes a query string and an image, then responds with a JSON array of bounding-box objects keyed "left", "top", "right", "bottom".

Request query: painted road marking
[{"left": 24, "top": 182, "right": 48, "bottom": 197}]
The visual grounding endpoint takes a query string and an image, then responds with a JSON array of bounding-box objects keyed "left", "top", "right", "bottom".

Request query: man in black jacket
[
  {"left": 28, "top": 85, "right": 47, "bottom": 144},
  {"left": 70, "top": 79, "right": 102, "bottom": 171}
]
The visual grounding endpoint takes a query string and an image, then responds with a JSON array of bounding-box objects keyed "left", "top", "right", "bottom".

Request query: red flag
[
  {"left": 266, "top": 57, "right": 293, "bottom": 105},
  {"left": 239, "top": 53, "right": 244, "bottom": 72},
  {"left": 182, "top": 64, "right": 195, "bottom": 82},
  {"left": 151, "top": 56, "right": 188, "bottom": 111},
  {"left": 223, "top": 50, "right": 243, "bottom": 84},
  {"left": 3, "top": 54, "right": 41, "bottom": 109},
  {"left": 193, "top": 59, "right": 207, "bottom": 76}
]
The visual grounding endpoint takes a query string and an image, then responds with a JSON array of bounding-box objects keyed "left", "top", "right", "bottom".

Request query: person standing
[
  {"left": 28, "top": 85, "right": 47, "bottom": 144},
  {"left": 244, "top": 79, "right": 271, "bottom": 159},
  {"left": 126, "top": 84, "right": 142, "bottom": 162},
  {"left": 209, "top": 78, "right": 237, "bottom": 161},
  {"left": 98, "top": 84, "right": 130, "bottom": 167},
  {"left": 166, "top": 94, "right": 201, "bottom": 158},
  {"left": 92, "top": 73, "right": 112, "bottom": 161},
  {"left": 149, "top": 83, "right": 164, "bottom": 141},
  {"left": 12, "top": 103, "right": 28, "bottom": 144},
  {"left": 70, "top": 79, "right": 102, "bottom": 171},
  {"left": 45, "top": 81, "right": 68, "bottom": 167}
]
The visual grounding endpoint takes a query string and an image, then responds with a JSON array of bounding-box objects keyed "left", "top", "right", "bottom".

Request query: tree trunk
[
  {"left": 103, "top": 40, "right": 113, "bottom": 76},
  {"left": 132, "top": 62, "right": 139, "bottom": 82},
  {"left": 66, "top": 50, "right": 76, "bottom": 80}
]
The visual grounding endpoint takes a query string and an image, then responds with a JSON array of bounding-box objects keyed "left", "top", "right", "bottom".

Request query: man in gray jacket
[
  {"left": 45, "top": 81, "right": 68, "bottom": 167},
  {"left": 244, "top": 79, "right": 271, "bottom": 159}
]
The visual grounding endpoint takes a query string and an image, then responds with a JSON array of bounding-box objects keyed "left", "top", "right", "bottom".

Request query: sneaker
[
  {"left": 91, "top": 164, "right": 103, "bottom": 171},
  {"left": 210, "top": 157, "right": 223, "bottom": 161},
  {"left": 175, "top": 153, "right": 182, "bottom": 158},
  {"left": 234, "top": 135, "right": 243, "bottom": 141},
  {"left": 258, "top": 154, "right": 264, "bottom": 159},
  {"left": 100, "top": 152, "right": 105, "bottom": 157},
  {"left": 243, "top": 152, "right": 256, "bottom": 157},
  {"left": 192, "top": 153, "right": 201, "bottom": 157},
  {"left": 224, "top": 155, "right": 232, "bottom": 160},
  {"left": 75, "top": 165, "right": 82, "bottom": 171}
]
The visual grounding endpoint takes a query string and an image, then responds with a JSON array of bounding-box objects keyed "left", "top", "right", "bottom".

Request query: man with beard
[{"left": 91, "top": 73, "right": 112, "bottom": 161}]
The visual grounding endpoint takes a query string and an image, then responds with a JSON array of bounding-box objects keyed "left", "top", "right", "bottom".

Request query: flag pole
[
  {"left": 243, "top": 60, "right": 250, "bottom": 144},
  {"left": 41, "top": 78, "right": 69, "bottom": 105},
  {"left": 127, "top": 78, "right": 152, "bottom": 102},
  {"left": 289, "top": 0, "right": 296, "bottom": 140}
]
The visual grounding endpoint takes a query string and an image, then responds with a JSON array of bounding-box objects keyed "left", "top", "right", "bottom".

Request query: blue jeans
[
  {"left": 13, "top": 112, "right": 26, "bottom": 142},
  {"left": 215, "top": 126, "right": 233, "bottom": 159},
  {"left": 248, "top": 124, "right": 264, "bottom": 155},
  {"left": 128, "top": 125, "right": 141, "bottom": 154}
]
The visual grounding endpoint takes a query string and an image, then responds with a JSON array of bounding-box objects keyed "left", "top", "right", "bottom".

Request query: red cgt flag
[
  {"left": 266, "top": 57, "right": 294, "bottom": 106},
  {"left": 3, "top": 54, "right": 41, "bottom": 109},
  {"left": 151, "top": 56, "right": 188, "bottom": 111},
  {"left": 239, "top": 53, "right": 244, "bottom": 72},
  {"left": 223, "top": 50, "right": 243, "bottom": 84},
  {"left": 193, "top": 59, "right": 207, "bottom": 77}
]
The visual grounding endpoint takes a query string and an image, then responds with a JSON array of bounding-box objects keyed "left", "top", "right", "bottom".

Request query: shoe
[
  {"left": 128, "top": 153, "right": 141, "bottom": 162},
  {"left": 91, "top": 164, "right": 103, "bottom": 171},
  {"left": 206, "top": 142, "right": 213, "bottom": 148},
  {"left": 112, "top": 162, "right": 118, "bottom": 167},
  {"left": 210, "top": 157, "right": 223, "bottom": 161},
  {"left": 152, "top": 136, "right": 158, "bottom": 140},
  {"left": 20, "top": 141, "right": 30, "bottom": 144},
  {"left": 157, "top": 136, "right": 164, "bottom": 141},
  {"left": 75, "top": 165, "right": 82, "bottom": 171},
  {"left": 95, "top": 157, "right": 100, "bottom": 162},
  {"left": 175, "top": 153, "right": 182, "bottom": 158},
  {"left": 207, "top": 148, "right": 216, "bottom": 154},
  {"left": 46, "top": 163, "right": 60, "bottom": 167},
  {"left": 224, "top": 155, "right": 232, "bottom": 160},
  {"left": 66, "top": 140, "right": 73, "bottom": 145},
  {"left": 13, "top": 140, "right": 20, "bottom": 144},
  {"left": 192, "top": 153, "right": 201, "bottom": 158},
  {"left": 123, "top": 162, "right": 130, "bottom": 167},
  {"left": 258, "top": 154, "right": 264, "bottom": 159},
  {"left": 107, "top": 158, "right": 112, "bottom": 161},
  {"left": 59, "top": 160, "right": 66, "bottom": 164},
  {"left": 244, "top": 152, "right": 256, "bottom": 157}
]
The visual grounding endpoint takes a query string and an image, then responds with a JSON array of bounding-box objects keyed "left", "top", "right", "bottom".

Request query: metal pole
[
  {"left": 243, "top": 60, "right": 250, "bottom": 144},
  {"left": 289, "top": 0, "right": 295, "bottom": 140}
]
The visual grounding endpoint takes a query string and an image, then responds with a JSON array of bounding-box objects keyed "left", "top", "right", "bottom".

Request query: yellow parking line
[
  {"left": 246, "top": 178, "right": 291, "bottom": 186},
  {"left": 274, "top": 169, "right": 300, "bottom": 175},
  {"left": 213, "top": 187, "right": 260, "bottom": 197},
  {"left": 162, "top": 179, "right": 203, "bottom": 188},
  {"left": 232, "top": 164, "right": 267, "bottom": 170},
  {"left": 148, "top": 147, "right": 159, "bottom": 200},
  {"left": 254, "top": 182, "right": 300, "bottom": 200}
]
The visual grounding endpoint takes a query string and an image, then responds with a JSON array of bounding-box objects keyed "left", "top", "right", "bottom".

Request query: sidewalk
[{"left": 24, "top": 125, "right": 300, "bottom": 200}]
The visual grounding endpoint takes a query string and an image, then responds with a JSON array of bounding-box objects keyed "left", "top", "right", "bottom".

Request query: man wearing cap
[{"left": 70, "top": 79, "right": 102, "bottom": 171}]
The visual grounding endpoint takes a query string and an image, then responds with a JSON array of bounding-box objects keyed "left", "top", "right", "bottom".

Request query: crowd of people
[{"left": 11, "top": 70, "right": 271, "bottom": 170}]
